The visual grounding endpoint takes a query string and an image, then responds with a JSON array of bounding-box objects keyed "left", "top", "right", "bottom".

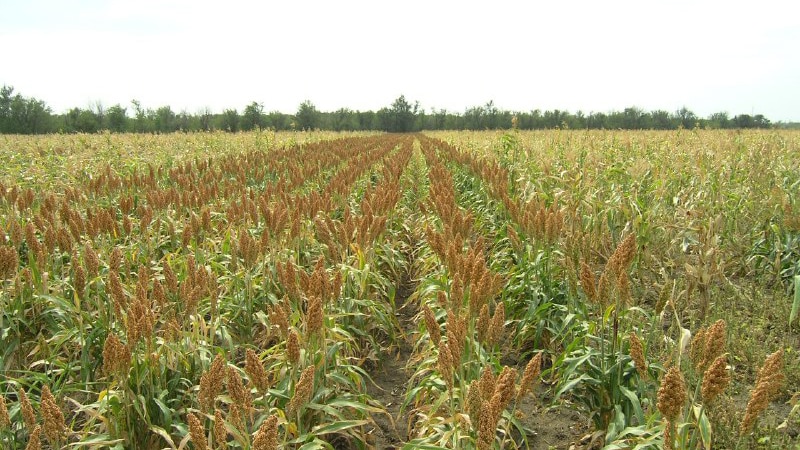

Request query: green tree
[
  {"left": 73, "top": 108, "right": 100, "bottom": 133},
  {"left": 0, "top": 86, "right": 52, "bottom": 133},
  {"left": 242, "top": 101, "right": 266, "bottom": 131},
  {"left": 131, "top": 99, "right": 151, "bottom": 132},
  {"left": 622, "top": 107, "right": 645, "bottom": 129},
  {"left": 357, "top": 110, "right": 375, "bottom": 130},
  {"left": 463, "top": 105, "right": 484, "bottom": 130},
  {"left": 387, "top": 95, "right": 417, "bottom": 132},
  {"left": 92, "top": 101, "right": 106, "bottom": 129},
  {"left": 753, "top": 114, "right": 771, "bottom": 128},
  {"left": 21, "top": 97, "right": 51, "bottom": 133},
  {"left": 331, "top": 108, "right": 358, "bottom": 131},
  {"left": 176, "top": 110, "right": 192, "bottom": 131},
  {"left": 675, "top": 107, "right": 698, "bottom": 129},
  {"left": 106, "top": 104, "right": 128, "bottom": 132},
  {"left": 295, "top": 100, "right": 319, "bottom": 130},
  {"left": 221, "top": 108, "right": 239, "bottom": 132},
  {"left": 268, "top": 111, "right": 291, "bottom": 130},
  {"left": 0, "top": 85, "right": 13, "bottom": 132},
  {"left": 651, "top": 110, "right": 674, "bottom": 129},
  {"left": 432, "top": 108, "right": 448, "bottom": 130},
  {"left": 707, "top": 112, "right": 729, "bottom": 129},
  {"left": 484, "top": 100, "right": 499, "bottom": 129},
  {"left": 154, "top": 106, "right": 176, "bottom": 133},
  {"left": 587, "top": 112, "right": 607, "bottom": 129},
  {"left": 733, "top": 114, "right": 758, "bottom": 128},
  {"left": 198, "top": 107, "right": 213, "bottom": 131}
]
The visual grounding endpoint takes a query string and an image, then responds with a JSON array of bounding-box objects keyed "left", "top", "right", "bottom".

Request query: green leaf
[
  {"left": 401, "top": 442, "right": 451, "bottom": 450},
  {"left": 152, "top": 397, "right": 174, "bottom": 424},
  {"left": 619, "top": 386, "right": 645, "bottom": 425},
  {"left": 296, "top": 440, "right": 330, "bottom": 450},
  {"left": 311, "top": 419, "right": 369, "bottom": 435},
  {"left": 693, "top": 404, "right": 712, "bottom": 450},
  {"left": 68, "top": 435, "right": 126, "bottom": 447},
  {"left": 149, "top": 425, "right": 177, "bottom": 449},
  {"left": 324, "top": 398, "right": 384, "bottom": 414},
  {"left": 790, "top": 275, "right": 800, "bottom": 326},
  {"left": 555, "top": 374, "right": 591, "bottom": 400}
]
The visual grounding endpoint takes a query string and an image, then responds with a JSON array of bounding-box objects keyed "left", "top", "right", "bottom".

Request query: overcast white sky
[{"left": 2, "top": 0, "right": 799, "bottom": 121}]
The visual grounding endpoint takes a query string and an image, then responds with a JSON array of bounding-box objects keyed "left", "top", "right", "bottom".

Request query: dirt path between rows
[{"left": 367, "top": 277, "right": 416, "bottom": 449}]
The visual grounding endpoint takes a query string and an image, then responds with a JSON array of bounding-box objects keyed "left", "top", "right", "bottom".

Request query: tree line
[{"left": 0, "top": 85, "right": 781, "bottom": 135}]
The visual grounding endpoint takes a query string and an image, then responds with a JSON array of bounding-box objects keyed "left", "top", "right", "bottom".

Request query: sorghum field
[{"left": 0, "top": 130, "right": 798, "bottom": 450}]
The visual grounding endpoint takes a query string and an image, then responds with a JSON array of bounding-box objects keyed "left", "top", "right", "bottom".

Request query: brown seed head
[
  {"left": 701, "top": 354, "right": 730, "bottom": 403},
  {"left": 252, "top": 414, "right": 279, "bottom": 450},
  {"left": 607, "top": 233, "right": 636, "bottom": 275},
  {"left": 227, "top": 367, "right": 252, "bottom": 419},
  {"left": 740, "top": 349, "right": 785, "bottom": 434},
  {"left": 517, "top": 352, "right": 543, "bottom": 401},
  {"left": 152, "top": 278, "right": 166, "bottom": 307},
  {"left": 0, "top": 393, "right": 10, "bottom": 429},
  {"left": 0, "top": 246, "right": 19, "bottom": 280},
  {"left": 579, "top": 261, "right": 597, "bottom": 303},
  {"left": 135, "top": 265, "right": 149, "bottom": 303},
  {"left": 495, "top": 366, "right": 518, "bottom": 408},
  {"left": 125, "top": 313, "right": 140, "bottom": 349},
  {"left": 466, "top": 380, "right": 482, "bottom": 426},
  {"left": 228, "top": 404, "right": 244, "bottom": 433},
  {"left": 476, "top": 303, "right": 490, "bottom": 344},
  {"left": 40, "top": 385, "right": 66, "bottom": 445},
  {"left": 245, "top": 349, "right": 271, "bottom": 393},
  {"left": 597, "top": 271, "right": 610, "bottom": 309},
  {"left": 617, "top": 271, "right": 631, "bottom": 305},
  {"left": 446, "top": 312, "right": 465, "bottom": 368},
  {"left": 84, "top": 242, "right": 99, "bottom": 278},
  {"left": 487, "top": 302, "right": 506, "bottom": 347},
  {"left": 418, "top": 305, "right": 439, "bottom": 346},
  {"left": 690, "top": 327, "right": 707, "bottom": 370},
  {"left": 18, "top": 387, "right": 36, "bottom": 432},
  {"left": 268, "top": 301, "right": 289, "bottom": 337},
  {"left": 57, "top": 226, "right": 73, "bottom": 253},
  {"left": 109, "top": 247, "right": 123, "bottom": 274},
  {"left": 288, "top": 365, "right": 316, "bottom": 417},
  {"left": 103, "top": 333, "right": 131, "bottom": 377},
  {"left": 8, "top": 219, "right": 23, "bottom": 248},
  {"left": 108, "top": 271, "right": 126, "bottom": 320},
  {"left": 25, "top": 425, "right": 42, "bottom": 450},
  {"left": 437, "top": 342, "right": 454, "bottom": 390},
  {"left": 163, "top": 259, "right": 178, "bottom": 294},
  {"left": 188, "top": 412, "right": 208, "bottom": 450},
  {"left": 25, "top": 222, "right": 42, "bottom": 256},
  {"left": 213, "top": 408, "right": 226, "bottom": 449},
  {"left": 103, "top": 333, "right": 121, "bottom": 376},
  {"left": 131, "top": 295, "right": 155, "bottom": 343},
  {"left": 663, "top": 420, "right": 673, "bottom": 450},
  {"left": 73, "top": 256, "right": 86, "bottom": 300},
  {"left": 629, "top": 332, "right": 647, "bottom": 379},
  {"left": 450, "top": 275, "right": 464, "bottom": 314},
  {"left": 657, "top": 367, "right": 686, "bottom": 421},
  {"left": 287, "top": 329, "right": 301, "bottom": 366},
  {"left": 43, "top": 226, "right": 56, "bottom": 254},
  {"left": 199, "top": 354, "right": 226, "bottom": 412},
  {"left": 305, "top": 295, "right": 323, "bottom": 336},
  {"left": 478, "top": 390, "right": 504, "bottom": 450},
  {"left": 700, "top": 320, "right": 726, "bottom": 371}
]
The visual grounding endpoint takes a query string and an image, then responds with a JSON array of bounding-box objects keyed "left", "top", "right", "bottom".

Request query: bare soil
[
  {"left": 367, "top": 281, "right": 417, "bottom": 449},
  {"left": 519, "top": 396, "right": 592, "bottom": 449}
]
